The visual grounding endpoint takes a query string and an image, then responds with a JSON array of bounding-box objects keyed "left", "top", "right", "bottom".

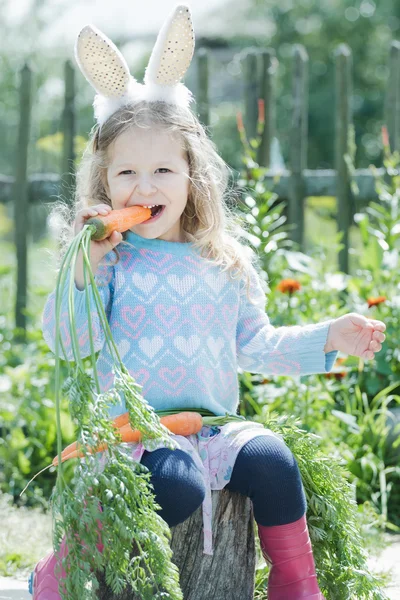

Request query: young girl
[{"left": 30, "top": 6, "right": 386, "bottom": 599}]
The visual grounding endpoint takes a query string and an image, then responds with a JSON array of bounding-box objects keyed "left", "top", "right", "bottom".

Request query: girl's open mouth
[{"left": 143, "top": 205, "right": 165, "bottom": 223}]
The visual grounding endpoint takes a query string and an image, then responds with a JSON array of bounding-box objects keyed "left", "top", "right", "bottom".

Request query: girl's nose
[{"left": 137, "top": 177, "right": 157, "bottom": 196}]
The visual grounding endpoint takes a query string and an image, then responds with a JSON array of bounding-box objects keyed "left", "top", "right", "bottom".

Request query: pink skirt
[{"left": 99, "top": 421, "right": 282, "bottom": 555}]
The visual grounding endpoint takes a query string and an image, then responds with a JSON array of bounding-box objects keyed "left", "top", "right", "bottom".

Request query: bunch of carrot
[
  {"left": 53, "top": 411, "right": 203, "bottom": 466},
  {"left": 53, "top": 408, "right": 247, "bottom": 466}
]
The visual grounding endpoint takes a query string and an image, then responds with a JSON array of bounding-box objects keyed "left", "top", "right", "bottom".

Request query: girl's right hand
[
  {"left": 74, "top": 204, "right": 123, "bottom": 267},
  {"left": 73, "top": 204, "right": 123, "bottom": 289}
]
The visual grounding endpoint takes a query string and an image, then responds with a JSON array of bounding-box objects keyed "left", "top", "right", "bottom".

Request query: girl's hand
[
  {"left": 74, "top": 204, "right": 123, "bottom": 267},
  {"left": 73, "top": 204, "right": 123, "bottom": 289},
  {"left": 325, "top": 313, "right": 386, "bottom": 360}
]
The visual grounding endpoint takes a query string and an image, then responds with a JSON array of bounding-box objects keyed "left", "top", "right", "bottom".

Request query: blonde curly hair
[{"left": 48, "top": 100, "right": 267, "bottom": 301}]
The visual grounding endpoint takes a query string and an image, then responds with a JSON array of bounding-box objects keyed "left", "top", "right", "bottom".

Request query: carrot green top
[{"left": 42, "top": 231, "right": 338, "bottom": 419}]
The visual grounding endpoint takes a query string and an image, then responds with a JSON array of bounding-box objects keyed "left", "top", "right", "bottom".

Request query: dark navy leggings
[{"left": 139, "top": 434, "right": 307, "bottom": 528}]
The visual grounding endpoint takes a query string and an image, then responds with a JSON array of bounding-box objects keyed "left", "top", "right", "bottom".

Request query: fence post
[
  {"left": 288, "top": 45, "right": 308, "bottom": 249},
  {"left": 61, "top": 60, "right": 76, "bottom": 205},
  {"left": 386, "top": 40, "right": 400, "bottom": 153},
  {"left": 197, "top": 48, "right": 209, "bottom": 127},
  {"left": 242, "top": 49, "right": 259, "bottom": 140},
  {"left": 14, "top": 63, "right": 32, "bottom": 341},
  {"left": 335, "top": 44, "right": 353, "bottom": 274},
  {"left": 257, "top": 49, "right": 275, "bottom": 168}
]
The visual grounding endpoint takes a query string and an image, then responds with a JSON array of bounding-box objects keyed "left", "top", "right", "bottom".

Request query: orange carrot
[
  {"left": 52, "top": 412, "right": 131, "bottom": 467},
  {"left": 112, "top": 411, "right": 130, "bottom": 429},
  {"left": 86, "top": 206, "right": 152, "bottom": 241},
  {"left": 52, "top": 412, "right": 203, "bottom": 466},
  {"left": 117, "top": 412, "right": 203, "bottom": 442}
]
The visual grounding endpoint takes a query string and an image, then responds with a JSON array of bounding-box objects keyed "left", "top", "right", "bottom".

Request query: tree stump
[{"left": 96, "top": 489, "right": 256, "bottom": 600}]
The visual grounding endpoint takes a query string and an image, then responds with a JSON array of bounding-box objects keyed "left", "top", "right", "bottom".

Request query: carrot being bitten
[{"left": 86, "top": 205, "right": 152, "bottom": 240}]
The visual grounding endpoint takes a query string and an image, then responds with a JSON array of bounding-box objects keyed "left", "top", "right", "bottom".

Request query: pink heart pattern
[
  {"left": 191, "top": 304, "right": 214, "bottom": 327},
  {"left": 155, "top": 305, "right": 181, "bottom": 329},
  {"left": 131, "top": 368, "right": 151, "bottom": 389},
  {"left": 120, "top": 305, "right": 146, "bottom": 339},
  {"left": 159, "top": 366, "right": 186, "bottom": 388},
  {"left": 197, "top": 366, "right": 215, "bottom": 387},
  {"left": 42, "top": 239, "right": 326, "bottom": 426}
]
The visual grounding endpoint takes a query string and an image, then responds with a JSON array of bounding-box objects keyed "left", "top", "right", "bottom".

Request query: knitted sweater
[{"left": 42, "top": 231, "right": 338, "bottom": 418}]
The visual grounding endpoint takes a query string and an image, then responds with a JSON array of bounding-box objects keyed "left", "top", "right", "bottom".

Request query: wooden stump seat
[{"left": 96, "top": 489, "right": 256, "bottom": 600}]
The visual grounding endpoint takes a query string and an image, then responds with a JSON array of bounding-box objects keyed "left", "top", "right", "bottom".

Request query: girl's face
[{"left": 106, "top": 126, "right": 190, "bottom": 242}]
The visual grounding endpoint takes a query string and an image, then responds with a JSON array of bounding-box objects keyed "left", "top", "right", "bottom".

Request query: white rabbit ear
[
  {"left": 144, "top": 5, "right": 195, "bottom": 88},
  {"left": 75, "top": 24, "right": 132, "bottom": 98}
]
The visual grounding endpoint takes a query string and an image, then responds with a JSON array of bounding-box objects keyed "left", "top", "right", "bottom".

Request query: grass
[{"left": 0, "top": 492, "right": 52, "bottom": 579}]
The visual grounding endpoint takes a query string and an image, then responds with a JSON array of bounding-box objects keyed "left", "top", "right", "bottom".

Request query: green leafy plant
[
  {"left": 332, "top": 381, "right": 400, "bottom": 528},
  {"left": 234, "top": 99, "right": 295, "bottom": 281},
  {"left": 234, "top": 109, "right": 397, "bottom": 597},
  {"left": 253, "top": 412, "right": 389, "bottom": 600},
  {"left": 348, "top": 125, "right": 400, "bottom": 389},
  {"left": 45, "top": 224, "right": 185, "bottom": 599},
  {"left": 0, "top": 322, "right": 73, "bottom": 508}
]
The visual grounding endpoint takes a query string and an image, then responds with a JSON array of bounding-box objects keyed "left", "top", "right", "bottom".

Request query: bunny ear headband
[{"left": 75, "top": 4, "right": 195, "bottom": 127}]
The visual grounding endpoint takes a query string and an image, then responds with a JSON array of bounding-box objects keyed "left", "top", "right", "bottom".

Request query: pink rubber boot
[
  {"left": 29, "top": 503, "right": 104, "bottom": 599},
  {"left": 257, "top": 513, "right": 326, "bottom": 600}
]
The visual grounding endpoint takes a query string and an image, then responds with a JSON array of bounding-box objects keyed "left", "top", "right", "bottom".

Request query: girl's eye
[{"left": 119, "top": 168, "right": 171, "bottom": 175}]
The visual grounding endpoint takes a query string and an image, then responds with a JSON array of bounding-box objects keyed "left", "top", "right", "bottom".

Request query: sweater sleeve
[
  {"left": 236, "top": 266, "right": 338, "bottom": 376},
  {"left": 41, "top": 253, "right": 115, "bottom": 361}
]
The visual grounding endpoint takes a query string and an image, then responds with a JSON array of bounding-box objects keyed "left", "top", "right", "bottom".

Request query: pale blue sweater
[{"left": 42, "top": 231, "right": 338, "bottom": 418}]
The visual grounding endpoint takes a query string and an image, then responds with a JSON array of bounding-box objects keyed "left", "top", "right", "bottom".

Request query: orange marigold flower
[
  {"left": 367, "top": 296, "right": 387, "bottom": 308},
  {"left": 236, "top": 111, "right": 245, "bottom": 133},
  {"left": 325, "top": 357, "right": 348, "bottom": 379},
  {"left": 258, "top": 99, "right": 265, "bottom": 125},
  {"left": 325, "top": 371, "right": 347, "bottom": 380},
  {"left": 277, "top": 279, "right": 301, "bottom": 294}
]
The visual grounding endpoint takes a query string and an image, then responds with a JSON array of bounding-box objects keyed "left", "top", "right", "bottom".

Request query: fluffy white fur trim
[
  {"left": 141, "top": 81, "right": 194, "bottom": 106},
  {"left": 93, "top": 77, "right": 144, "bottom": 125},
  {"left": 94, "top": 80, "right": 194, "bottom": 127}
]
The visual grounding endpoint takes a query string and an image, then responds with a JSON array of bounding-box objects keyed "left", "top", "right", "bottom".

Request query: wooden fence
[{"left": 2, "top": 41, "right": 400, "bottom": 337}]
